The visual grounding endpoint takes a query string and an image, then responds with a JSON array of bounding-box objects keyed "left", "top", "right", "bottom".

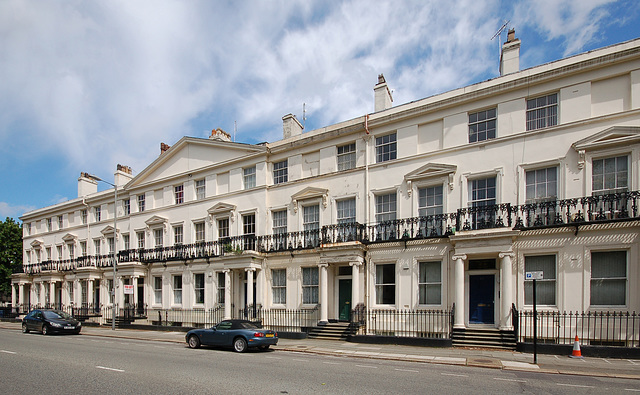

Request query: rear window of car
[{"left": 237, "top": 322, "right": 260, "bottom": 329}]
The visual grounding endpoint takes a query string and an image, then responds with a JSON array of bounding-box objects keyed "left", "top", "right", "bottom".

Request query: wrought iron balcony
[{"left": 21, "top": 191, "right": 640, "bottom": 274}]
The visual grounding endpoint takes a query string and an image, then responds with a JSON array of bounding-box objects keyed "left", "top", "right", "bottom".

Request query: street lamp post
[{"left": 89, "top": 174, "right": 118, "bottom": 330}]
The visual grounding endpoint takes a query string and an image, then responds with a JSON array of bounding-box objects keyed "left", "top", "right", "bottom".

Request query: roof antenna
[
  {"left": 491, "top": 20, "right": 510, "bottom": 57},
  {"left": 302, "top": 103, "right": 306, "bottom": 130}
]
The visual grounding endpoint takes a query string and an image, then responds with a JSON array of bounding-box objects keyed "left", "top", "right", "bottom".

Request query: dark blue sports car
[{"left": 186, "top": 319, "right": 277, "bottom": 352}]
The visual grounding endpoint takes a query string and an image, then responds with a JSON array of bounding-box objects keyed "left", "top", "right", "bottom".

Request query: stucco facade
[{"left": 13, "top": 34, "right": 640, "bottom": 333}]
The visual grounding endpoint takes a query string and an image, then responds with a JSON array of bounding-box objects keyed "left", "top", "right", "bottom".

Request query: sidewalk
[{"left": 2, "top": 321, "right": 639, "bottom": 380}]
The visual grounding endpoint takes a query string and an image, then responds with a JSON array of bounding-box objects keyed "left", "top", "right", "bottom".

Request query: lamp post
[{"left": 89, "top": 174, "right": 118, "bottom": 330}]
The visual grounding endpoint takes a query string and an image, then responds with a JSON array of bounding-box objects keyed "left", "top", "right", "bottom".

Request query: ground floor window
[
  {"left": 153, "top": 276, "right": 162, "bottom": 304},
  {"left": 68, "top": 281, "right": 74, "bottom": 304},
  {"left": 173, "top": 275, "right": 182, "bottom": 305},
  {"left": 194, "top": 273, "right": 205, "bottom": 304},
  {"left": 302, "top": 267, "right": 319, "bottom": 304},
  {"left": 272, "top": 269, "right": 286, "bottom": 304},
  {"left": 591, "top": 251, "right": 626, "bottom": 306},
  {"left": 375, "top": 263, "right": 395, "bottom": 305},
  {"left": 419, "top": 261, "right": 441, "bottom": 305},
  {"left": 524, "top": 255, "right": 556, "bottom": 306}
]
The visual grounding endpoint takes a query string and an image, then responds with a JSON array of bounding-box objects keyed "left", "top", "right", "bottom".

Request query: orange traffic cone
[{"left": 570, "top": 335, "right": 584, "bottom": 358}]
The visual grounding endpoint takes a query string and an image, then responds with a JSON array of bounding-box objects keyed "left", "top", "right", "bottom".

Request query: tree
[{"left": 0, "top": 217, "right": 22, "bottom": 301}]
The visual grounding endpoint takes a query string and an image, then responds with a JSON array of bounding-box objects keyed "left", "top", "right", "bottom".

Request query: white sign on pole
[
  {"left": 525, "top": 271, "right": 543, "bottom": 280},
  {"left": 123, "top": 284, "right": 134, "bottom": 295}
]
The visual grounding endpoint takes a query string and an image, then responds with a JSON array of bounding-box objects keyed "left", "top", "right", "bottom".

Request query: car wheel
[
  {"left": 259, "top": 345, "right": 270, "bottom": 351},
  {"left": 233, "top": 337, "right": 247, "bottom": 353},
  {"left": 22, "top": 323, "right": 29, "bottom": 333},
  {"left": 188, "top": 335, "right": 201, "bottom": 349},
  {"left": 41, "top": 324, "right": 48, "bottom": 335}
]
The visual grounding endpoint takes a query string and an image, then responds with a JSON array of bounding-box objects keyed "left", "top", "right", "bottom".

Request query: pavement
[{"left": 2, "top": 321, "right": 640, "bottom": 380}]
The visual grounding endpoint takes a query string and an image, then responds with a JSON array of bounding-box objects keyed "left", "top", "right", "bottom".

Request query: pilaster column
[
  {"left": 11, "top": 284, "right": 16, "bottom": 311},
  {"left": 117, "top": 276, "right": 124, "bottom": 308},
  {"left": 224, "top": 270, "right": 231, "bottom": 319},
  {"left": 50, "top": 282, "right": 56, "bottom": 307},
  {"left": 499, "top": 252, "right": 515, "bottom": 330},
  {"left": 318, "top": 263, "right": 329, "bottom": 323},
  {"left": 132, "top": 276, "right": 139, "bottom": 307},
  {"left": 40, "top": 282, "right": 46, "bottom": 306},
  {"left": 246, "top": 269, "right": 255, "bottom": 307},
  {"left": 88, "top": 279, "right": 94, "bottom": 308},
  {"left": 452, "top": 254, "right": 467, "bottom": 328},
  {"left": 18, "top": 284, "right": 24, "bottom": 310},
  {"left": 350, "top": 261, "right": 362, "bottom": 307}
]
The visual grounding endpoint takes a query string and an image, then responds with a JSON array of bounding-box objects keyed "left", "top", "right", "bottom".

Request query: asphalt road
[{"left": 1, "top": 328, "right": 639, "bottom": 394}]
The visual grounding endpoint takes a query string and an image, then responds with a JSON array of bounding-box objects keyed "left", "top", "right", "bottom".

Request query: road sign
[
  {"left": 525, "top": 271, "right": 543, "bottom": 280},
  {"left": 123, "top": 284, "right": 134, "bottom": 295}
]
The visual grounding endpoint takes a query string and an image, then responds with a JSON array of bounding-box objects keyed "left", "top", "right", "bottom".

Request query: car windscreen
[
  {"left": 43, "top": 311, "right": 72, "bottom": 320},
  {"left": 237, "top": 322, "right": 260, "bottom": 329}
]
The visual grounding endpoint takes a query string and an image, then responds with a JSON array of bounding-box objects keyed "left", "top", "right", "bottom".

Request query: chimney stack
[
  {"left": 500, "top": 28, "right": 520, "bottom": 76},
  {"left": 209, "top": 128, "right": 231, "bottom": 142},
  {"left": 374, "top": 74, "right": 393, "bottom": 112},
  {"left": 282, "top": 114, "right": 303, "bottom": 139},
  {"left": 78, "top": 172, "right": 98, "bottom": 197},
  {"left": 115, "top": 164, "right": 133, "bottom": 187}
]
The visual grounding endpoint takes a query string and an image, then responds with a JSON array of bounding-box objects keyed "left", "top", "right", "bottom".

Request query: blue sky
[{"left": 1, "top": 0, "right": 639, "bottom": 222}]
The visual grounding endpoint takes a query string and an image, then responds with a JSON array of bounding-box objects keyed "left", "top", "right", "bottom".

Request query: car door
[
  {"left": 26, "top": 310, "right": 41, "bottom": 331},
  {"left": 212, "top": 321, "right": 234, "bottom": 346}
]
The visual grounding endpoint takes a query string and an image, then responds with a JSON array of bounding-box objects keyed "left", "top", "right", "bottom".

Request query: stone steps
[{"left": 451, "top": 328, "right": 516, "bottom": 350}]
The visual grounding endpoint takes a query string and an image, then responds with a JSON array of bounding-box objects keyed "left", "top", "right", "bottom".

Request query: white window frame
[
  {"left": 337, "top": 142, "right": 356, "bottom": 171},
  {"left": 153, "top": 276, "right": 162, "bottom": 305},
  {"left": 375, "top": 263, "right": 396, "bottom": 305},
  {"left": 243, "top": 166, "right": 256, "bottom": 189},
  {"left": 302, "top": 267, "right": 319, "bottom": 304},
  {"left": 271, "top": 268, "right": 286, "bottom": 305},
  {"left": 375, "top": 132, "right": 397, "bottom": 163},
  {"left": 194, "top": 222, "right": 205, "bottom": 243},
  {"left": 173, "top": 225, "right": 183, "bottom": 245},
  {"left": 174, "top": 184, "right": 184, "bottom": 205},
  {"left": 137, "top": 194, "right": 145, "bottom": 212},
  {"left": 526, "top": 92, "right": 558, "bottom": 131},
  {"left": 524, "top": 254, "right": 557, "bottom": 306},
  {"left": 195, "top": 179, "right": 206, "bottom": 200},
  {"left": 194, "top": 273, "right": 205, "bottom": 305},
  {"left": 590, "top": 250, "right": 627, "bottom": 307},
  {"left": 468, "top": 108, "right": 497, "bottom": 143},
  {"left": 173, "top": 275, "right": 183, "bottom": 305},
  {"left": 418, "top": 261, "right": 442, "bottom": 305},
  {"left": 273, "top": 160, "right": 288, "bottom": 184}
]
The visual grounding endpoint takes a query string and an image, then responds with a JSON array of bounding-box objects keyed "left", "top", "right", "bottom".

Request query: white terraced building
[{"left": 12, "top": 31, "right": 640, "bottom": 344}]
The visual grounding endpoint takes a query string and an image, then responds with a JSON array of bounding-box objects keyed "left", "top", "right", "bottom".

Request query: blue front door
[{"left": 469, "top": 274, "right": 495, "bottom": 324}]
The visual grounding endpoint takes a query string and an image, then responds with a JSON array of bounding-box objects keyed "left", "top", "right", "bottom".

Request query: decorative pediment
[
  {"left": 61, "top": 233, "right": 78, "bottom": 242},
  {"left": 30, "top": 239, "right": 44, "bottom": 247},
  {"left": 207, "top": 202, "right": 237, "bottom": 216},
  {"left": 573, "top": 126, "right": 640, "bottom": 151},
  {"left": 404, "top": 163, "right": 457, "bottom": 193},
  {"left": 100, "top": 225, "right": 118, "bottom": 236},
  {"left": 144, "top": 215, "right": 168, "bottom": 227},
  {"left": 291, "top": 187, "right": 329, "bottom": 212}
]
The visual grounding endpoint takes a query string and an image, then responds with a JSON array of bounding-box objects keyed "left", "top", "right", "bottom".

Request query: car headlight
[{"left": 50, "top": 322, "right": 62, "bottom": 328}]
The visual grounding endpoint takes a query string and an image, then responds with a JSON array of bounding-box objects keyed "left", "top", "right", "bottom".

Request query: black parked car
[{"left": 22, "top": 309, "right": 82, "bottom": 335}]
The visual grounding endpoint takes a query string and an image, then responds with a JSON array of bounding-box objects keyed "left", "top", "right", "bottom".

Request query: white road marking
[
  {"left": 441, "top": 373, "right": 468, "bottom": 377},
  {"left": 394, "top": 368, "right": 419, "bottom": 373},
  {"left": 96, "top": 366, "right": 125, "bottom": 373},
  {"left": 292, "top": 359, "right": 308, "bottom": 362},
  {"left": 266, "top": 356, "right": 281, "bottom": 360},
  {"left": 355, "top": 365, "right": 377, "bottom": 369},
  {"left": 323, "top": 362, "right": 341, "bottom": 365},
  {"left": 493, "top": 378, "right": 526, "bottom": 383},
  {"left": 557, "top": 383, "right": 594, "bottom": 388},
  {"left": 624, "top": 389, "right": 640, "bottom": 392},
  {"left": 628, "top": 360, "right": 638, "bottom": 365},
  {"left": 1, "top": 350, "right": 16, "bottom": 354}
]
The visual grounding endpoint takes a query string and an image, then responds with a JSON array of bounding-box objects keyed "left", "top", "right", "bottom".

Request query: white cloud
[
  {"left": 0, "top": 0, "right": 629, "bottom": 187},
  {"left": 0, "top": 202, "right": 34, "bottom": 220}
]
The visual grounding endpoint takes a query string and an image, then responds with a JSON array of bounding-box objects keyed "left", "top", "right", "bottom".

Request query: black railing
[
  {"left": 22, "top": 191, "right": 640, "bottom": 274},
  {"left": 259, "top": 306, "right": 320, "bottom": 332},
  {"left": 517, "top": 310, "right": 640, "bottom": 347},
  {"left": 352, "top": 308, "right": 453, "bottom": 338}
]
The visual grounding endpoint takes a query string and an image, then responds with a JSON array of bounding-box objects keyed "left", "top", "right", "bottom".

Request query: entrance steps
[
  {"left": 451, "top": 327, "right": 516, "bottom": 350},
  {"left": 308, "top": 322, "right": 355, "bottom": 340}
]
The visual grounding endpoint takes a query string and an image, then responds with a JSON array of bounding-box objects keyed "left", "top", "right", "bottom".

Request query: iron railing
[
  {"left": 517, "top": 310, "right": 640, "bottom": 347},
  {"left": 352, "top": 308, "right": 453, "bottom": 338},
  {"left": 259, "top": 305, "right": 320, "bottom": 332},
  {"left": 20, "top": 190, "right": 640, "bottom": 274}
]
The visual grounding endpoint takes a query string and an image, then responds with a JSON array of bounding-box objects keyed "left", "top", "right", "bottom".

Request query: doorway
[
  {"left": 469, "top": 274, "right": 495, "bottom": 325},
  {"left": 338, "top": 279, "right": 351, "bottom": 321}
]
